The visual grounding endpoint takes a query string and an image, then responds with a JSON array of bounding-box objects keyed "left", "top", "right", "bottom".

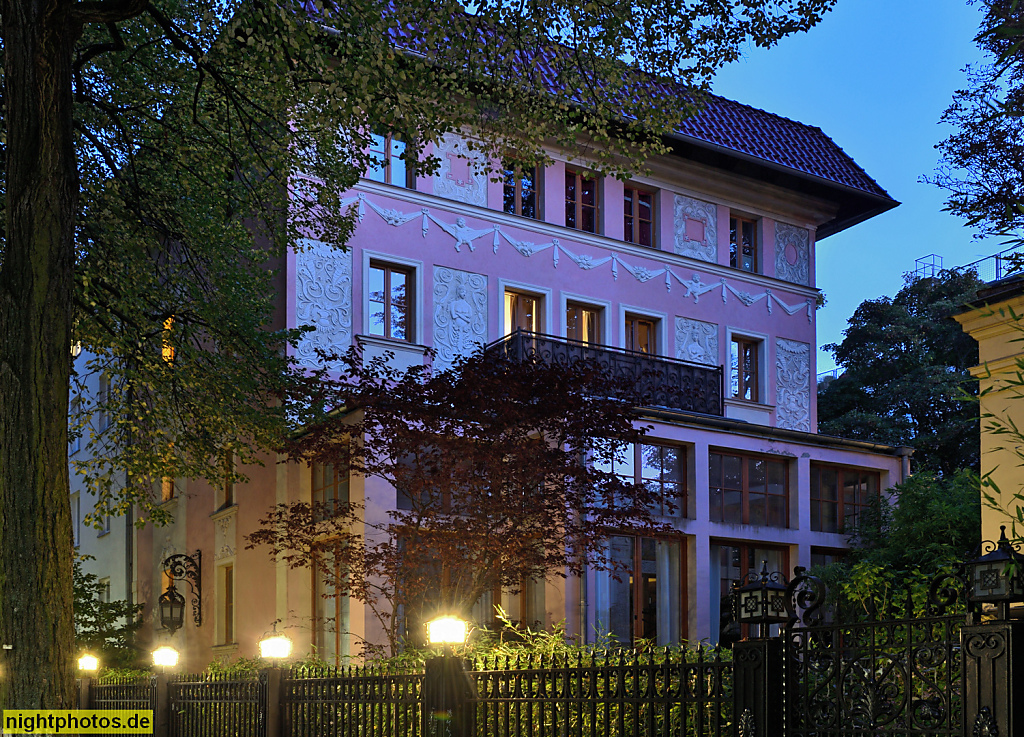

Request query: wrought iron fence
[
  {"left": 485, "top": 329, "right": 724, "bottom": 416},
  {"left": 784, "top": 612, "right": 964, "bottom": 737},
  {"left": 470, "top": 649, "right": 733, "bottom": 737},
  {"left": 169, "top": 671, "right": 267, "bottom": 737},
  {"left": 283, "top": 664, "right": 423, "bottom": 737},
  {"left": 89, "top": 673, "right": 155, "bottom": 711}
]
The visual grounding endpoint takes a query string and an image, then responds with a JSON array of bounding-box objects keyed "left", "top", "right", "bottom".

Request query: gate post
[
  {"left": 421, "top": 654, "right": 477, "bottom": 737},
  {"left": 151, "top": 674, "right": 169, "bottom": 737},
  {"left": 963, "top": 620, "right": 1024, "bottom": 737},
  {"left": 733, "top": 638, "right": 785, "bottom": 737}
]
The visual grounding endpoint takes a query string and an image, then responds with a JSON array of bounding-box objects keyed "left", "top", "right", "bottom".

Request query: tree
[
  {"left": 928, "top": 0, "right": 1024, "bottom": 238},
  {"left": 813, "top": 470, "right": 980, "bottom": 620},
  {"left": 817, "top": 269, "right": 984, "bottom": 475},
  {"left": 73, "top": 556, "right": 144, "bottom": 670},
  {"left": 247, "top": 347, "right": 672, "bottom": 656},
  {"left": 1, "top": 0, "right": 838, "bottom": 710}
]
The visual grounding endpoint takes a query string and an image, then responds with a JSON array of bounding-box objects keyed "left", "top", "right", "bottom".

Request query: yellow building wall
[{"left": 956, "top": 292, "right": 1024, "bottom": 542}]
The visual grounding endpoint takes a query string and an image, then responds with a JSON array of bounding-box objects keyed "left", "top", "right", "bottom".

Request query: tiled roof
[{"left": 673, "top": 94, "right": 892, "bottom": 200}]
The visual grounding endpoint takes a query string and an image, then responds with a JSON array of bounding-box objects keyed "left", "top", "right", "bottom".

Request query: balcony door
[
  {"left": 625, "top": 314, "right": 657, "bottom": 354},
  {"left": 566, "top": 302, "right": 602, "bottom": 345},
  {"left": 505, "top": 290, "right": 542, "bottom": 336}
]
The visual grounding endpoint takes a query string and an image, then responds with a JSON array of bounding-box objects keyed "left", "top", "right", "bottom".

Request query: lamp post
[
  {"left": 77, "top": 653, "right": 99, "bottom": 710},
  {"left": 77, "top": 653, "right": 99, "bottom": 673},
  {"left": 423, "top": 615, "right": 476, "bottom": 737},
  {"left": 730, "top": 561, "right": 789, "bottom": 737},
  {"left": 152, "top": 645, "right": 179, "bottom": 671}
]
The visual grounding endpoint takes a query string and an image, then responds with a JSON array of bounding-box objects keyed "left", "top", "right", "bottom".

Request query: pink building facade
[{"left": 91, "top": 97, "right": 907, "bottom": 667}]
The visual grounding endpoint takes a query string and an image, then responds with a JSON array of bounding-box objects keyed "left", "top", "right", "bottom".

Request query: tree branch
[{"left": 70, "top": 0, "right": 148, "bottom": 26}]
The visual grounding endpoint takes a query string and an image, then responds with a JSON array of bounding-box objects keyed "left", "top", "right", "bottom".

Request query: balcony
[{"left": 485, "top": 330, "right": 723, "bottom": 416}]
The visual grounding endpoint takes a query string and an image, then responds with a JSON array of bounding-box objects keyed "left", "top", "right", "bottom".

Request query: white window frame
[
  {"left": 725, "top": 326, "right": 769, "bottom": 404},
  {"left": 560, "top": 292, "right": 612, "bottom": 345},
  {"left": 498, "top": 279, "right": 553, "bottom": 338},
  {"left": 361, "top": 250, "right": 425, "bottom": 345},
  {"left": 216, "top": 560, "right": 237, "bottom": 646},
  {"left": 618, "top": 304, "right": 668, "bottom": 356}
]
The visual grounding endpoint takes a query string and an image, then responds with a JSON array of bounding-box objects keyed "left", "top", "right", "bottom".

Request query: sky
[{"left": 711, "top": 0, "right": 999, "bottom": 373}]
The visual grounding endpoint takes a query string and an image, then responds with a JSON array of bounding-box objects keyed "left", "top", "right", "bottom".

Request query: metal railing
[
  {"left": 960, "top": 246, "right": 1024, "bottom": 283},
  {"left": 284, "top": 664, "right": 423, "bottom": 737},
  {"left": 470, "top": 649, "right": 734, "bottom": 737},
  {"left": 485, "top": 329, "right": 724, "bottom": 416},
  {"left": 169, "top": 671, "right": 267, "bottom": 737}
]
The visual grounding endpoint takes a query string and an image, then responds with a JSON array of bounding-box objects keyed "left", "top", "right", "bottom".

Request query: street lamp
[
  {"left": 77, "top": 653, "right": 99, "bottom": 672},
  {"left": 426, "top": 615, "right": 469, "bottom": 647},
  {"left": 733, "top": 561, "right": 790, "bottom": 637},
  {"left": 152, "top": 645, "right": 179, "bottom": 669},
  {"left": 423, "top": 616, "right": 475, "bottom": 737},
  {"left": 258, "top": 622, "right": 293, "bottom": 661},
  {"left": 966, "top": 525, "right": 1024, "bottom": 619}
]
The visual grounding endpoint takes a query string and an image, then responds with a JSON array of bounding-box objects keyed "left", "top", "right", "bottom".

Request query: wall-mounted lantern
[
  {"left": 159, "top": 550, "right": 201, "bottom": 632},
  {"left": 966, "top": 525, "right": 1024, "bottom": 620}
]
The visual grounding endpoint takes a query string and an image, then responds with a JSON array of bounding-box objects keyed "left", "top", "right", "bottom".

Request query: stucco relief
[
  {"left": 295, "top": 238, "right": 352, "bottom": 369},
  {"left": 433, "top": 267, "right": 487, "bottom": 370},
  {"left": 775, "top": 338, "right": 811, "bottom": 432},
  {"left": 675, "top": 317, "right": 719, "bottom": 366},
  {"left": 432, "top": 133, "right": 488, "bottom": 207},
  {"left": 774, "top": 223, "right": 810, "bottom": 286},
  {"left": 214, "top": 513, "right": 236, "bottom": 561},
  {"left": 673, "top": 195, "right": 717, "bottom": 262}
]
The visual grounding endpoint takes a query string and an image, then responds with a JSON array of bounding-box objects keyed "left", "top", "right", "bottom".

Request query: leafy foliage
[
  {"left": 247, "top": 347, "right": 675, "bottom": 656},
  {"left": 817, "top": 269, "right": 984, "bottom": 475},
  {"left": 73, "top": 556, "right": 144, "bottom": 670},
  {"left": 928, "top": 0, "right": 1024, "bottom": 238},
  {"left": 813, "top": 470, "right": 980, "bottom": 620}
]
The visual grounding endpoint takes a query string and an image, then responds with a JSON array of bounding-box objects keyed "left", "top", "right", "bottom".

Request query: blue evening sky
[{"left": 711, "top": 0, "right": 999, "bottom": 372}]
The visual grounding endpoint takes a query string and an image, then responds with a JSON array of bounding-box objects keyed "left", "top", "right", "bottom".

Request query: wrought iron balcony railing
[{"left": 484, "top": 329, "right": 723, "bottom": 416}]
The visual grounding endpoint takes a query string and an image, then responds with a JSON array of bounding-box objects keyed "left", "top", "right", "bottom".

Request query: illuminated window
[
  {"left": 566, "top": 302, "right": 601, "bottom": 344},
  {"left": 625, "top": 315, "right": 656, "bottom": 354},
  {"left": 504, "top": 290, "right": 542, "bottom": 335}
]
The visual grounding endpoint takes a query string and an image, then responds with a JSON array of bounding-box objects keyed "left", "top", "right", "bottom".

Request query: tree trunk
[{"left": 0, "top": 0, "right": 80, "bottom": 710}]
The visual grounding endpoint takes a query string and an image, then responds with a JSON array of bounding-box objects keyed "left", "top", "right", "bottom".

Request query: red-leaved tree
[{"left": 247, "top": 347, "right": 675, "bottom": 655}]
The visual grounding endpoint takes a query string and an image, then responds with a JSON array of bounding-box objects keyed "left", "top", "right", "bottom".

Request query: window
[
  {"left": 712, "top": 542, "right": 787, "bottom": 644},
  {"left": 602, "top": 443, "right": 687, "bottom": 518},
  {"left": 314, "top": 554, "right": 351, "bottom": 664},
  {"left": 368, "top": 263, "right": 413, "bottom": 340},
  {"left": 70, "top": 398, "right": 81, "bottom": 454},
  {"left": 566, "top": 302, "right": 601, "bottom": 344},
  {"left": 161, "top": 477, "right": 175, "bottom": 502},
  {"left": 505, "top": 290, "right": 542, "bottom": 335},
  {"left": 730, "top": 337, "right": 760, "bottom": 402},
  {"left": 623, "top": 186, "right": 654, "bottom": 247},
  {"left": 220, "top": 450, "right": 235, "bottom": 509},
  {"left": 603, "top": 536, "right": 684, "bottom": 645},
  {"left": 811, "top": 548, "right": 846, "bottom": 569},
  {"left": 312, "top": 462, "right": 350, "bottom": 521},
  {"left": 709, "top": 451, "right": 787, "bottom": 527},
  {"left": 503, "top": 165, "right": 538, "bottom": 219},
  {"left": 810, "top": 465, "right": 880, "bottom": 533},
  {"left": 730, "top": 215, "right": 758, "bottom": 272},
  {"left": 97, "top": 373, "right": 110, "bottom": 432},
  {"left": 366, "top": 132, "right": 412, "bottom": 188},
  {"left": 98, "top": 577, "right": 111, "bottom": 604},
  {"left": 625, "top": 314, "right": 656, "bottom": 354},
  {"left": 222, "top": 564, "right": 235, "bottom": 644},
  {"left": 472, "top": 576, "right": 546, "bottom": 630},
  {"left": 565, "top": 169, "right": 598, "bottom": 233},
  {"left": 72, "top": 493, "right": 81, "bottom": 547}
]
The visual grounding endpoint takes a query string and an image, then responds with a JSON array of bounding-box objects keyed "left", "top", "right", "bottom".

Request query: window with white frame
[
  {"left": 366, "top": 132, "right": 413, "bottom": 188},
  {"left": 504, "top": 290, "right": 543, "bottom": 335},
  {"left": 625, "top": 314, "right": 657, "bottom": 354},
  {"left": 729, "top": 214, "right": 758, "bottom": 272},
  {"left": 566, "top": 301, "right": 602, "bottom": 345},
  {"left": 368, "top": 262, "right": 414, "bottom": 341},
  {"left": 730, "top": 335, "right": 761, "bottom": 402}
]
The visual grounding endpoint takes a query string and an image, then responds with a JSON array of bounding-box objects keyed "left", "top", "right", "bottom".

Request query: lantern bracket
[{"left": 163, "top": 550, "right": 202, "bottom": 628}]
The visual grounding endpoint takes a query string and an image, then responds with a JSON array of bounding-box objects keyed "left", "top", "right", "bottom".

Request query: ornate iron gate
[{"left": 781, "top": 572, "right": 966, "bottom": 737}]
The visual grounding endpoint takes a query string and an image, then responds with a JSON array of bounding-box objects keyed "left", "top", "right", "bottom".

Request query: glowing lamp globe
[
  {"left": 152, "top": 645, "right": 180, "bottom": 668},
  {"left": 258, "top": 633, "right": 293, "bottom": 660},
  {"left": 426, "top": 616, "right": 469, "bottom": 646},
  {"left": 78, "top": 653, "right": 99, "bottom": 672}
]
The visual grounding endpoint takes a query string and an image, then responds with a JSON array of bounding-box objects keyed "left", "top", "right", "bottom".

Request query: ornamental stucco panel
[
  {"left": 673, "top": 195, "right": 717, "bottom": 263},
  {"left": 774, "top": 223, "right": 810, "bottom": 286},
  {"left": 775, "top": 338, "right": 811, "bottom": 432},
  {"left": 295, "top": 238, "right": 352, "bottom": 369},
  {"left": 675, "top": 317, "right": 719, "bottom": 366},
  {"left": 433, "top": 266, "right": 487, "bottom": 370},
  {"left": 432, "top": 133, "right": 488, "bottom": 207}
]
